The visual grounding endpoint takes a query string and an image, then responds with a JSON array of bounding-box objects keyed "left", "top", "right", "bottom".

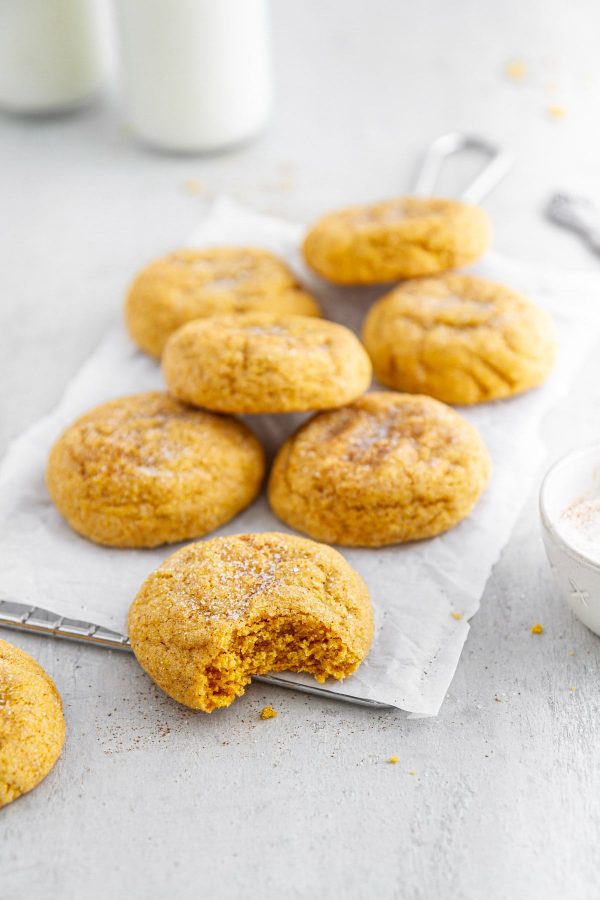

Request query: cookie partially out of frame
[{"left": 0, "top": 639, "right": 66, "bottom": 808}]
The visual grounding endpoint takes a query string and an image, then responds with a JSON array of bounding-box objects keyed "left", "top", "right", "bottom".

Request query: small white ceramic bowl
[{"left": 540, "top": 444, "right": 600, "bottom": 637}]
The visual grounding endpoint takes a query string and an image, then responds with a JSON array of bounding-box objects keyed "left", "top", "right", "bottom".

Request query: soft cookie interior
[{"left": 198, "top": 613, "right": 361, "bottom": 712}]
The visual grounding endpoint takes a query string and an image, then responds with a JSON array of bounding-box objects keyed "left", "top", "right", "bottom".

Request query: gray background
[{"left": 2, "top": 1, "right": 600, "bottom": 898}]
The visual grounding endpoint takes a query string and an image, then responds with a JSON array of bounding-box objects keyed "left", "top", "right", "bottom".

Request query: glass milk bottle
[
  {"left": 113, "top": 0, "right": 272, "bottom": 153},
  {"left": 0, "top": 0, "right": 104, "bottom": 114}
]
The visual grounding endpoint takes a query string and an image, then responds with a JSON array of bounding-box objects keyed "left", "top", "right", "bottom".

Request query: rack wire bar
[{"left": 0, "top": 599, "right": 391, "bottom": 709}]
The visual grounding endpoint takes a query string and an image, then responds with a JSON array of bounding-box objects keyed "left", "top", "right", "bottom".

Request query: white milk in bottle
[{"left": 113, "top": 0, "right": 272, "bottom": 152}]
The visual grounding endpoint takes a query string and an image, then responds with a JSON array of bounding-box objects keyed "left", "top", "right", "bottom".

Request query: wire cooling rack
[{"left": 0, "top": 598, "right": 390, "bottom": 709}]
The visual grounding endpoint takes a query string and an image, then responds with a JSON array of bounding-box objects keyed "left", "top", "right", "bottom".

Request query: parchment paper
[{"left": 2, "top": 197, "right": 599, "bottom": 716}]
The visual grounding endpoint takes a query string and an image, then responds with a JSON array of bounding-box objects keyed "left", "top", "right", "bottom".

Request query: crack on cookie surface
[
  {"left": 162, "top": 313, "right": 372, "bottom": 414},
  {"left": 46, "top": 392, "right": 265, "bottom": 547},
  {"left": 268, "top": 393, "right": 491, "bottom": 546},
  {"left": 362, "top": 274, "right": 556, "bottom": 404},
  {"left": 303, "top": 197, "right": 490, "bottom": 284},
  {"left": 125, "top": 246, "right": 321, "bottom": 358}
]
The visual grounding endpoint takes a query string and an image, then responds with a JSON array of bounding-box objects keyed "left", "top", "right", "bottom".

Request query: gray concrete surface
[{"left": 2, "top": 2, "right": 600, "bottom": 897}]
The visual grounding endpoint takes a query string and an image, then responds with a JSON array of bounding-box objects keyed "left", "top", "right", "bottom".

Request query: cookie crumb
[
  {"left": 183, "top": 178, "right": 205, "bottom": 195},
  {"left": 450, "top": 611, "right": 462, "bottom": 621},
  {"left": 387, "top": 756, "right": 399, "bottom": 764},
  {"left": 548, "top": 105, "right": 567, "bottom": 119},
  {"left": 569, "top": 686, "right": 577, "bottom": 693},
  {"left": 505, "top": 60, "right": 526, "bottom": 81},
  {"left": 409, "top": 770, "right": 417, "bottom": 776},
  {"left": 260, "top": 705, "right": 278, "bottom": 720},
  {"left": 530, "top": 623, "right": 544, "bottom": 635}
]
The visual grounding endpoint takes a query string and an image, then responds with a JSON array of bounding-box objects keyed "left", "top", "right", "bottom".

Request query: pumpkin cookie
[
  {"left": 128, "top": 532, "right": 374, "bottom": 712},
  {"left": 303, "top": 196, "right": 490, "bottom": 284},
  {"left": 47, "top": 392, "right": 265, "bottom": 548},
  {"left": 125, "top": 247, "right": 321, "bottom": 358},
  {"left": 162, "top": 313, "right": 372, "bottom": 414},
  {"left": 0, "top": 639, "right": 66, "bottom": 807},
  {"left": 362, "top": 274, "right": 556, "bottom": 405},
  {"left": 268, "top": 392, "right": 490, "bottom": 546}
]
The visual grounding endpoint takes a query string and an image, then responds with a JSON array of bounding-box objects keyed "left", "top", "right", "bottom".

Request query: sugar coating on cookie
[
  {"left": 303, "top": 196, "right": 491, "bottom": 284},
  {"left": 125, "top": 247, "right": 321, "bottom": 358},
  {"left": 46, "top": 391, "right": 265, "bottom": 548},
  {"left": 0, "top": 639, "right": 65, "bottom": 807},
  {"left": 268, "top": 392, "right": 491, "bottom": 546},
  {"left": 362, "top": 274, "right": 556, "bottom": 405},
  {"left": 128, "top": 532, "right": 374, "bottom": 712},
  {"left": 162, "top": 312, "right": 372, "bottom": 414}
]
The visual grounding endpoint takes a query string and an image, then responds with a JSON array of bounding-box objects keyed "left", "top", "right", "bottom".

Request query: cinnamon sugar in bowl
[{"left": 540, "top": 444, "right": 600, "bottom": 637}]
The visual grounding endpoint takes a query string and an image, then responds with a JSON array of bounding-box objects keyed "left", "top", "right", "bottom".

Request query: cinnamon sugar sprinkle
[
  {"left": 557, "top": 494, "right": 600, "bottom": 563},
  {"left": 162, "top": 539, "right": 305, "bottom": 622}
]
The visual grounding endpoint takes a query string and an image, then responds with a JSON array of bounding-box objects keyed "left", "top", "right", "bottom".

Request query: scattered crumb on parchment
[
  {"left": 387, "top": 756, "right": 399, "bottom": 764},
  {"left": 451, "top": 611, "right": 462, "bottom": 621},
  {"left": 260, "top": 705, "right": 278, "bottom": 720},
  {"left": 530, "top": 623, "right": 544, "bottom": 635}
]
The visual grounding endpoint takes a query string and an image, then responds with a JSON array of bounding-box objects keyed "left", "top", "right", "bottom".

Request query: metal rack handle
[
  {"left": 0, "top": 599, "right": 392, "bottom": 709},
  {"left": 413, "top": 132, "right": 514, "bottom": 204}
]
